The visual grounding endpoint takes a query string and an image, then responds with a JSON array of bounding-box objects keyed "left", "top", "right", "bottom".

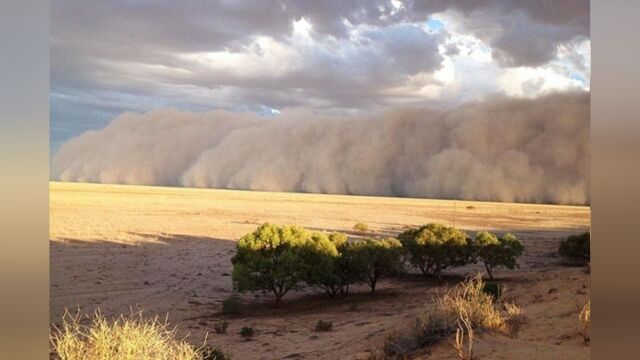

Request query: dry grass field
[{"left": 50, "top": 181, "right": 591, "bottom": 359}]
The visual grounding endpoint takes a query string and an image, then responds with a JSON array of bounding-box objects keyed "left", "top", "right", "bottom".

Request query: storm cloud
[
  {"left": 52, "top": 92, "right": 589, "bottom": 205},
  {"left": 51, "top": 1, "right": 590, "bottom": 150}
]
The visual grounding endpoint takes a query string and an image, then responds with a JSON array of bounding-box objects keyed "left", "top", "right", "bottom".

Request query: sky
[{"left": 50, "top": 0, "right": 590, "bottom": 153}]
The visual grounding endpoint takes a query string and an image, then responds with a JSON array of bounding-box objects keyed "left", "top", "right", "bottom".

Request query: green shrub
[
  {"left": 233, "top": 224, "right": 393, "bottom": 304},
  {"left": 298, "top": 232, "right": 343, "bottom": 298},
  {"left": 354, "top": 223, "right": 369, "bottom": 234},
  {"left": 231, "top": 224, "right": 309, "bottom": 306},
  {"left": 314, "top": 320, "right": 333, "bottom": 332},
  {"left": 331, "top": 234, "right": 361, "bottom": 297},
  {"left": 398, "top": 224, "right": 471, "bottom": 277},
  {"left": 559, "top": 232, "right": 590, "bottom": 263},
  {"left": 230, "top": 224, "right": 404, "bottom": 304},
  {"left": 221, "top": 295, "right": 242, "bottom": 315},
  {"left": 474, "top": 232, "right": 524, "bottom": 279},
  {"left": 239, "top": 326, "right": 255, "bottom": 339},
  {"left": 201, "top": 346, "right": 230, "bottom": 360},
  {"left": 481, "top": 281, "right": 503, "bottom": 300},
  {"left": 328, "top": 232, "right": 348, "bottom": 248},
  {"left": 212, "top": 320, "right": 229, "bottom": 334},
  {"left": 349, "top": 238, "right": 404, "bottom": 293}
]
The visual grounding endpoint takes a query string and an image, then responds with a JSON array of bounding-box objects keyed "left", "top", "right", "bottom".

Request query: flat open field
[{"left": 50, "top": 181, "right": 591, "bottom": 359}]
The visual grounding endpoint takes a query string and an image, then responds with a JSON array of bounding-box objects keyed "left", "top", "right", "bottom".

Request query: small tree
[
  {"left": 474, "top": 232, "right": 524, "bottom": 280},
  {"left": 329, "top": 233, "right": 362, "bottom": 297},
  {"left": 398, "top": 223, "right": 470, "bottom": 277},
  {"left": 328, "top": 232, "right": 358, "bottom": 296},
  {"left": 299, "top": 232, "right": 343, "bottom": 298},
  {"left": 350, "top": 238, "right": 404, "bottom": 294},
  {"left": 231, "top": 223, "right": 308, "bottom": 307},
  {"left": 559, "top": 232, "right": 590, "bottom": 263}
]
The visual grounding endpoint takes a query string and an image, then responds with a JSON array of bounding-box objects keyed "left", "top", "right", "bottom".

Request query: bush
[
  {"left": 232, "top": 223, "right": 409, "bottom": 304},
  {"left": 230, "top": 224, "right": 405, "bottom": 304},
  {"left": 437, "top": 274, "right": 506, "bottom": 331},
  {"left": 221, "top": 295, "right": 242, "bottom": 315},
  {"left": 50, "top": 310, "right": 212, "bottom": 360},
  {"left": 349, "top": 238, "right": 404, "bottom": 293},
  {"left": 382, "top": 275, "right": 512, "bottom": 358},
  {"left": 354, "top": 223, "right": 369, "bottom": 234},
  {"left": 239, "top": 326, "right": 255, "bottom": 339},
  {"left": 474, "top": 232, "right": 524, "bottom": 280},
  {"left": 201, "top": 346, "right": 230, "bottom": 360},
  {"left": 384, "top": 308, "right": 455, "bottom": 356},
  {"left": 331, "top": 234, "right": 362, "bottom": 297},
  {"left": 212, "top": 320, "right": 229, "bottom": 334},
  {"left": 328, "top": 232, "right": 348, "bottom": 247},
  {"left": 481, "top": 281, "right": 503, "bottom": 300},
  {"left": 231, "top": 224, "right": 310, "bottom": 306},
  {"left": 298, "top": 232, "right": 343, "bottom": 298},
  {"left": 314, "top": 320, "right": 333, "bottom": 332},
  {"left": 559, "top": 232, "right": 590, "bottom": 263},
  {"left": 398, "top": 224, "right": 471, "bottom": 277}
]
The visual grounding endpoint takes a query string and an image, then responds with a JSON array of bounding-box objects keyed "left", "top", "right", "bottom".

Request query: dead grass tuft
[
  {"left": 503, "top": 302, "right": 525, "bottom": 337},
  {"left": 454, "top": 307, "right": 474, "bottom": 360},
  {"left": 579, "top": 299, "right": 590, "bottom": 343},
  {"left": 381, "top": 274, "right": 518, "bottom": 359},
  {"left": 437, "top": 274, "right": 507, "bottom": 331},
  {"left": 50, "top": 309, "right": 212, "bottom": 360}
]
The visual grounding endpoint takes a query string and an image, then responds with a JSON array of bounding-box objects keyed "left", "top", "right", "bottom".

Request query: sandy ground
[{"left": 50, "top": 181, "right": 591, "bottom": 359}]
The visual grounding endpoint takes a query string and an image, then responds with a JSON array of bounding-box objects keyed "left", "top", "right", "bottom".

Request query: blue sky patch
[
  {"left": 427, "top": 18, "right": 444, "bottom": 31},
  {"left": 570, "top": 73, "right": 586, "bottom": 84}
]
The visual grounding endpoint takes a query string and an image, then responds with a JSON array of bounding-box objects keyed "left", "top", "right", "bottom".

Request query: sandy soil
[{"left": 50, "top": 181, "right": 591, "bottom": 359}]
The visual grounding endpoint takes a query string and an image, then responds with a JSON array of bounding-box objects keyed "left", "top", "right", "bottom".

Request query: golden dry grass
[
  {"left": 503, "top": 301, "right": 525, "bottom": 336},
  {"left": 504, "top": 302, "right": 522, "bottom": 317},
  {"left": 49, "top": 181, "right": 590, "bottom": 245},
  {"left": 454, "top": 307, "right": 474, "bottom": 360},
  {"left": 437, "top": 275, "right": 507, "bottom": 331},
  {"left": 50, "top": 310, "right": 208, "bottom": 360},
  {"left": 383, "top": 275, "right": 524, "bottom": 359},
  {"left": 579, "top": 299, "right": 591, "bottom": 343}
]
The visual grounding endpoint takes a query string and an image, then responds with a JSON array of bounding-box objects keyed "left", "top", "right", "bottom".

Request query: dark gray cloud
[
  {"left": 409, "top": 0, "right": 589, "bottom": 66},
  {"left": 51, "top": 0, "right": 589, "bottom": 89},
  {"left": 51, "top": 0, "right": 590, "bottom": 153}
]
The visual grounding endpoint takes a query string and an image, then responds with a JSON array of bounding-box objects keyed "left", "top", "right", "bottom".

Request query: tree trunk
[
  {"left": 327, "top": 287, "right": 338, "bottom": 299},
  {"left": 341, "top": 283, "right": 349, "bottom": 297},
  {"left": 419, "top": 265, "right": 428, "bottom": 277},
  {"left": 273, "top": 285, "right": 284, "bottom": 307},
  {"left": 485, "top": 263, "right": 493, "bottom": 280},
  {"left": 369, "top": 274, "right": 378, "bottom": 296}
]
